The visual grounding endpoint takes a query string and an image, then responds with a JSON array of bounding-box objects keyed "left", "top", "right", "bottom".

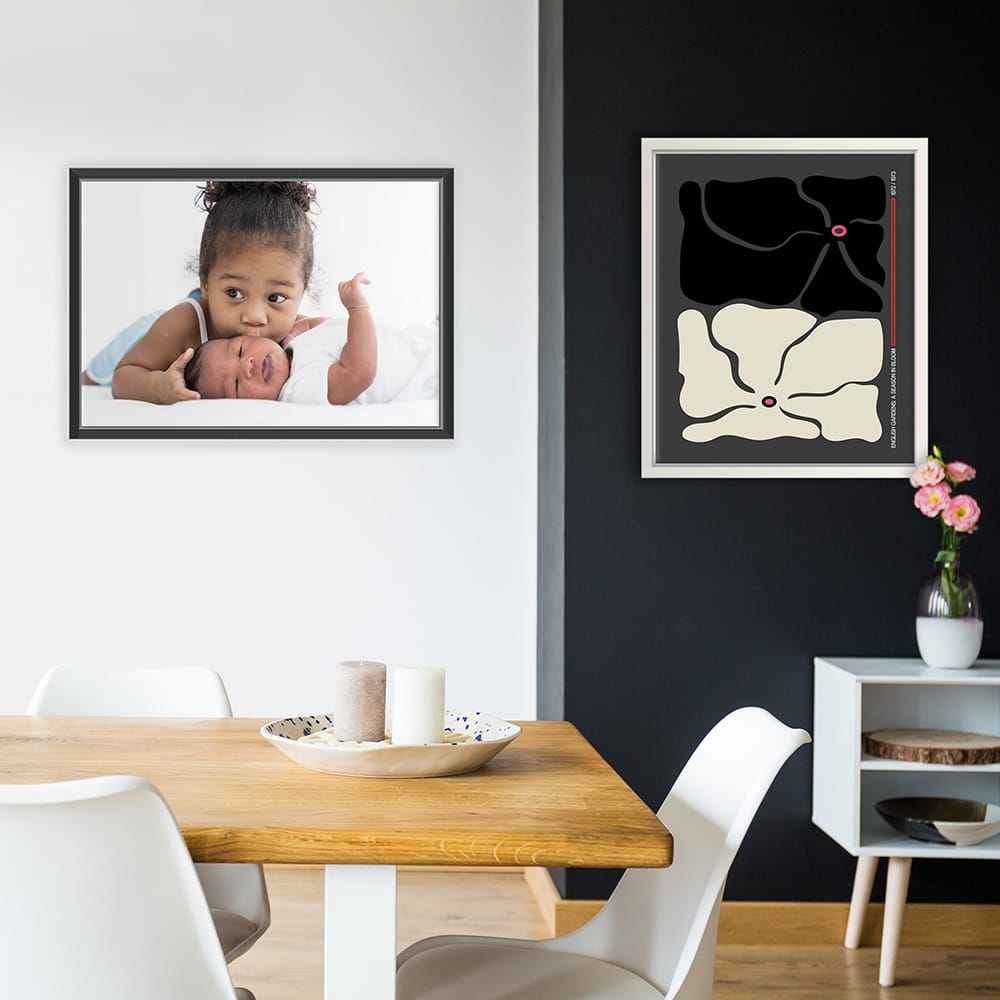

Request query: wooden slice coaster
[{"left": 862, "top": 728, "right": 1000, "bottom": 765}]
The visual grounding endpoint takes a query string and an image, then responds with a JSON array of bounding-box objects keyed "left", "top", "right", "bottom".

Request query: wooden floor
[
  {"left": 714, "top": 945, "right": 1000, "bottom": 997},
  {"left": 230, "top": 866, "right": 1000, "bottom": 998}
]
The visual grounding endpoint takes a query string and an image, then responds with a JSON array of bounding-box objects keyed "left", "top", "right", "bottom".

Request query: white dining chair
[
  {"left": 0, "top": 774, "right": 255, "bottom": 999},
  {"left": 26, "top": 663, "right": 270, "bottom": 963},
  {"left": 396, "top": 706, "right": 811, "bottom": 1000}
]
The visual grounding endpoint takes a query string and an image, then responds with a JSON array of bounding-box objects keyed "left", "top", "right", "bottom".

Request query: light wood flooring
[{"left": 230, "top": 866, "right": 1000, "bottom": 999}]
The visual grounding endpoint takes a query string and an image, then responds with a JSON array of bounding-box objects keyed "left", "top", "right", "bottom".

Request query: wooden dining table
[{"left": 0, "top": 715, "right": 672, "bottom": 1000}]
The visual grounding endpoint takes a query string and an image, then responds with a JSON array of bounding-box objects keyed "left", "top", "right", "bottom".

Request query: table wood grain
[{"left": 0, "top": 716, "right": 671, "bottom": 870}]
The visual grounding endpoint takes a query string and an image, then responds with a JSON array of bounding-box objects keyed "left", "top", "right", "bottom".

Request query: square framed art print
[{"left": 640, "top": 137, "right": 927, "bottom": 478}]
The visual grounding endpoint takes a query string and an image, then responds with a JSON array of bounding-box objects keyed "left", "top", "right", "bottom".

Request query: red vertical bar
[{"left": 890, "top": 197, "right": 897, "bottom": 348}]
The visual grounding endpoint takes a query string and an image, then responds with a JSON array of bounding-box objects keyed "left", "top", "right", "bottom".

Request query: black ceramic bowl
[{"left": 875, "top": 797, "right": 993, "bottom": 845}]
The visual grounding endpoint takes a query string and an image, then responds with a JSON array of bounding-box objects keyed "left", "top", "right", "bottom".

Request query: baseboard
[
  {"left": 716, "top": 901, "right": 1000, "bottom": 947},
  {"left": 521, "top": 868, "right": 1000, "bottom": 946}
]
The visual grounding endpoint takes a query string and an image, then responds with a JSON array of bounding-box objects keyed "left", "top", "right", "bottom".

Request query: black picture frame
[{"left": 70, "top": 167, "right": 453, "bottom": 439}]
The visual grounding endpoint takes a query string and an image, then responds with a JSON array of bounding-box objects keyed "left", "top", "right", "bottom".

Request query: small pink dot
[
  {"left": 831, "top": 224, "right": 847, "bottom": 238},
  {"left": 762, "top": 396, "right": 777, "bottom": 408}
]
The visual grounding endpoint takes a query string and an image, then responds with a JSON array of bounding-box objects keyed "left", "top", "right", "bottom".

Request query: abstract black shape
[
  {"left": 678, "top": 181, "right": 825, "bottom": 306},
  {"left": 678, "top": 174, "right": 888, "bottom": 317},
  {"left": 801, "top": 174, "right": 886, "bottom": 224},
  {"left": 801, "top": 243, "right": 884, "bottom": 316},
  {"left": 839, "top": 220, "right": 885, "bottom": 286},
  {"left": 703, "top": 177, "right": 825, "bottom": 245}
]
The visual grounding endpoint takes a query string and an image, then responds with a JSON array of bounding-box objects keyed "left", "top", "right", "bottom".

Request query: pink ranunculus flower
[
  {"left": 945, "top": 461, "right": 977, "bottom": 483},
  {"left": 942, "top": 494, "right": 981, "bottom": 533},
  {"left": 914, "top": 483, "right": 951, "bottom": 517},
  {"left": 910, "top": 459, "right": 945, "bottom": 487}
]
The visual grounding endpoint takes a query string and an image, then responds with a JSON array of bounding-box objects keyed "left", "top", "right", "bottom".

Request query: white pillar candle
[
  {"left": 391, "top": 666, "right": 445, "bottom": 745},
  {"left": 333, "top": 660, "right": 387, "bottom": 743}
]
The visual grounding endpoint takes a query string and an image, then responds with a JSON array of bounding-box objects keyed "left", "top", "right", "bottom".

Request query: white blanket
[{"left": 79, "top": 386, "right": 441, "bottom": 431}]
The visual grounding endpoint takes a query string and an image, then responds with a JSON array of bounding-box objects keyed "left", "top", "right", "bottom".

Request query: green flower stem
[{"left": 935, "top": 522, "right": 968, "bottom": 617}]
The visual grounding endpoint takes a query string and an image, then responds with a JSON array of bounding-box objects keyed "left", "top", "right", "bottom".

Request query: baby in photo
[{"left": 184, "top": 273, "right": 438, "bottom": 406}]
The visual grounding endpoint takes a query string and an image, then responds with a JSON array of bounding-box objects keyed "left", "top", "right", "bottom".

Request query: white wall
[{"left": 0, "top": 0, "right": 539, "bottom": 720}]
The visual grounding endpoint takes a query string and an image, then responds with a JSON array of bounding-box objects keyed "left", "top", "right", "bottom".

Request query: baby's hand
[
  {"left": 157, "top": 347, "right": 200, "bottom": 404},
  {"left": 338, "top": 271, "right": 371, "bottom": 312}
]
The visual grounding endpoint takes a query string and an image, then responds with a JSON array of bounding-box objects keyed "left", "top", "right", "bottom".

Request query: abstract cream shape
[
  {"left": 711, "top": 304, "right": 815, "bottom": 392},
  {"left": 779, "top": 317, "right": 883, "bottom": 393},
  {"left": 677, "top": 309, "right": 751, "bottom": 417},
  {"left": 786, "top": 384, "right": 882, "bottom": 441},
  {"left": 677, "top": 305, "right": 884, "bottom": 443},
  {"left": 682, "top": 405, "right": 819, "bottom": 442}
]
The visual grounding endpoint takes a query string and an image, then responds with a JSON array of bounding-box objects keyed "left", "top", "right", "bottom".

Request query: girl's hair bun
[
  {"left": 195, "top": 179, "right": 319, "bottom": 287},
  {"left": 197, "top": 180, "right": 317, "bottom": 214}
]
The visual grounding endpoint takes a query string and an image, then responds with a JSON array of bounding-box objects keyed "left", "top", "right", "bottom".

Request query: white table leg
[
  {"left": 879, "top": 856, "right": 912, "bottom": 988},
  {"left": 845, "top": 855, "right": 879, "bottom": 948},
  {"left": 324, "top": 865, "right": 397, "bottom": 1000}
]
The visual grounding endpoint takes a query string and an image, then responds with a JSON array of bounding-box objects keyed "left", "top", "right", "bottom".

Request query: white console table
[{"left": 812, "top": 656, "right": 1000, "bottom": 986}]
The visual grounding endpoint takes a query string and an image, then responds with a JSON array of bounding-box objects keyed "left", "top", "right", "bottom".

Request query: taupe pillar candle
[{"left": 333, "top": 660, "right": 387, "bottom": 743}]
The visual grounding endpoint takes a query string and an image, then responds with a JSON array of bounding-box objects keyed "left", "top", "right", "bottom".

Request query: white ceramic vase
[
  {"left": 915, "top": 616, "right": 984, "bottom": 669},
  {"left": 915, "top": 558, "right": 983, "bottom": 669}
]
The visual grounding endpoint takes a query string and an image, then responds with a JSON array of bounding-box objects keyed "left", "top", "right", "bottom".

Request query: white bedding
[{"left": 79, "top": 385, "right": 441, "bottom": 432}]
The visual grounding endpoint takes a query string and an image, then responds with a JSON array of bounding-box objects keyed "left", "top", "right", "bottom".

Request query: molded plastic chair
[
  {"left": 396, "top": 706, "right": 811, "bottom": 1000},
  {"left": 27, "top": 664, "right": 270, "bottom": 963},
  {"left": 0, "top": 774, "right": 255, "bottom": 999}
]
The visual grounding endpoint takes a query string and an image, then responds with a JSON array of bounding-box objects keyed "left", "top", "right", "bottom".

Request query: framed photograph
[
  {"left": 641, "top": 138, "right": 927, "bottom": 477},
  {"left": 70, "top": 167, "right": 453, "bottom": 439}
]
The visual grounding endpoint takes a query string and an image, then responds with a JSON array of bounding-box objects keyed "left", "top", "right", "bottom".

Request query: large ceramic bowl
[
  {"left": 261, "top": 709, "right": 521, "bottom": 778},
  {"left": 875, "top": 797, "right": 1000, "bottom": 846}
]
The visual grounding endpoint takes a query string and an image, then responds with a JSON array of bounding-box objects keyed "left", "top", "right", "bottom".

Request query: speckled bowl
[{"left": 261, "top": 709, "right": 521, "bottom": 778}]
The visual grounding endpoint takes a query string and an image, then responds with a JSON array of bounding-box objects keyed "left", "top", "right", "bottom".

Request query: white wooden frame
[{"left": 641, "top": 137, "right": 928, "bottom": 478}]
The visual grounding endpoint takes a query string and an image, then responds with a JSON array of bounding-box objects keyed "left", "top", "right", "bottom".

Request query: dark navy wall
[{"left": 545, "top": 0, "right": 1000, "bottom": 901}]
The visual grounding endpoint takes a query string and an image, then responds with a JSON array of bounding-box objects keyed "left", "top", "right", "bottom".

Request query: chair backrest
[
  {"left": 554, "top": 707, "right": 810, "bottom": 999},
  {"left": 27, "top": 664, "right": 233, "bottom": 718},
  {"left": 26, "top": 664, "right": 269, "bottom": 939},
  {"left": 0, "top": 775, "right": 238, "bottom": 998}
]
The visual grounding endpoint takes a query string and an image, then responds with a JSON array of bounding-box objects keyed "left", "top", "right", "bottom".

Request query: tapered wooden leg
[
  {"left": 879, "top": 856, "right": 912, "bottom": 987},
  {"left": 845, "top": 855, "right": 879, "bottom": 948}
]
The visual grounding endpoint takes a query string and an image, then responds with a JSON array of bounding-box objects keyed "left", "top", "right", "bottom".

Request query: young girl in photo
[
  {"left": 184, "top": 272, "right": 438, "bottom": 407},
  {"left": 95, "top": 180, "right": 323, "bottom": 404}
]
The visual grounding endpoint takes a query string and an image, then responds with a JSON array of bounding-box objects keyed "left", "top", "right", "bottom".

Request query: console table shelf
[
  {"left": 812, "top": 655, "right": 1000, "bottom": 986},
  {"left": 813, "top": 656, "right": 1000, "bottom": 855},
  {"left": 860, "top": 754, "right": 1000, "bottom": 773}
]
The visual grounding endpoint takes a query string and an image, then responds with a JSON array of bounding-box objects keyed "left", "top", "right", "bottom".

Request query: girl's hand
[
  {"left": 281, "top": 314, "right": 329, "bottom": 349},
  {"left": 338, "top": 271, "right": 371, "bottom": 312},
  {"left": 156, "top": 348, "right": 201, "bottom": 404}
]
